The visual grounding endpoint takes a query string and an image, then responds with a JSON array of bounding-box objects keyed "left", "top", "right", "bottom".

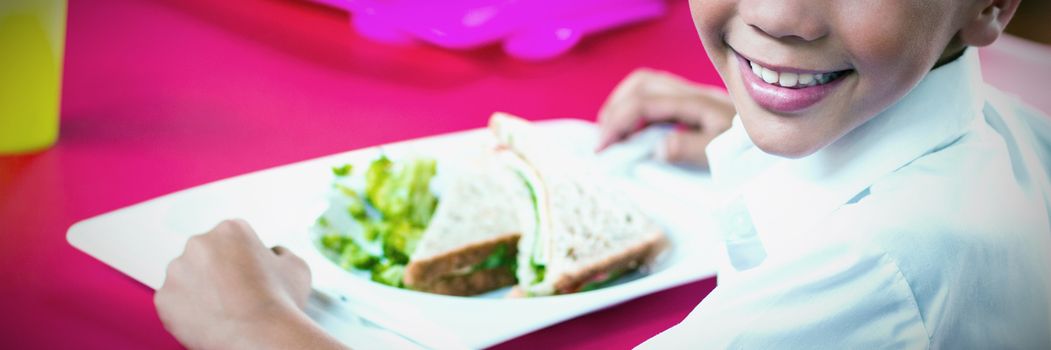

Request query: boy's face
[{"left": 691, "top": 0, "right": 974, "bottom": 157}]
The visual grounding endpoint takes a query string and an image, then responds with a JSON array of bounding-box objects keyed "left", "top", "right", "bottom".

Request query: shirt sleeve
[{"left": 637, "top": 243, "right": 931, "bottom": 349}]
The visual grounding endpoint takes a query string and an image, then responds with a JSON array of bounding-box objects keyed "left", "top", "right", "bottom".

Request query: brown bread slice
[
  {"left": 405, "top": 234, "right": 519, "bottom": 295},
  {"left": 401, "top": 156, "right": 533, "bottom": 296}
]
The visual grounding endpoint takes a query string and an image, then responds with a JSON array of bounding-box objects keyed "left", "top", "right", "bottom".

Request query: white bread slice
[
  {"left": 404, "top": 156, "right": 534, "bottom": 295},
  {"left": 488, "top": 112, "right": 667, "bottom": 296}
]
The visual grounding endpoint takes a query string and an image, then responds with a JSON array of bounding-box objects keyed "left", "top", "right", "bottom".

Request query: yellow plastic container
[{"left": 0, "top": 0, "right": 67, "bottom": 154}]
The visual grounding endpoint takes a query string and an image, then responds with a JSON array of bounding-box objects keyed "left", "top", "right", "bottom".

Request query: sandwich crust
[
  {"left": 411, "top": 266, "right": 518, "bottom": 296},
  {"left": 404, "top": 233, "right": 520, "bottom": 295},
  {"left": 551, "top": 229, "right": 667, "bottom": 294}
]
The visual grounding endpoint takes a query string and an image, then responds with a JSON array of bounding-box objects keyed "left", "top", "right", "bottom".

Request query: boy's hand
[
  {"left": 155, "top": 219, "right": 343, "bottom": 350},
  {"left": 597, "top": 68, "right": 735, "bottom": 168}
]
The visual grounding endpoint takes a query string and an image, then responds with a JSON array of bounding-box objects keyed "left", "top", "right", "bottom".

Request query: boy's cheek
[
  {"left": 689, "top": 0, "right": 736, "bottom": 43},
  {"left": 836, "top": 0, "right": 958, "bottom": 77},
  {"left": 689, "top": 0, "right": 738, "bottom": 84},
  {"left": 832, "top": 1, "right": 962, "bottom": 126}
]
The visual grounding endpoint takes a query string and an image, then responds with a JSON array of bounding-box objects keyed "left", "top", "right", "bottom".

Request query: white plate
[{"left": 68, "top": 119, "right": 723, "bottom": 349}]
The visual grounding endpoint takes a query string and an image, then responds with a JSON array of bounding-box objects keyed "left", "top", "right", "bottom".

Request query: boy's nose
[{"left": 738, "top": 0, "right": 829, "bottom": 42}]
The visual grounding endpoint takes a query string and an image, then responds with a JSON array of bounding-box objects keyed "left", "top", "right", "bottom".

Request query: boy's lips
[{"left": 734, "top": 51, "right": 853, "bottom": 113}]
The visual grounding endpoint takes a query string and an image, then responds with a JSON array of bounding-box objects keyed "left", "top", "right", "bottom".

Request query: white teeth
[
  {"left": 761, "top": 67, "right": 778, "bottom": 84},
  {"left": 798, "top": 73, "right": 815, "bottom": 85},
  {"left": 779, "top": 72, "right": 798, "bottom": 87},
  {"left": 816, "top": 73, "right": 832, "bottom": 84},
  {"left": 748, "top": 60, "right": 841, "bottom": 88}
]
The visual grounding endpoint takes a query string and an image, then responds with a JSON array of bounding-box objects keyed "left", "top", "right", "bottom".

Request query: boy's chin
[
  {"left": 740, "top": 118, "right": 830, "bottom": 159},
  {"left": 753, "top": 137, "right": 824, "bottom": 159}
]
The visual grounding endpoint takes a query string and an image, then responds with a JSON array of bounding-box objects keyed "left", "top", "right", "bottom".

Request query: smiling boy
[
  {"left": 155, "top": 0, "right": 1051, "bottom": 348},
  {"left": 601, "top": 0, "right": 1051, "bottom": 347}
]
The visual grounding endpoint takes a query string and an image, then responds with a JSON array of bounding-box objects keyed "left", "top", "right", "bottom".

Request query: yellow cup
[{"left": 0, "top": 0, "right": 67, "bottom": 154}]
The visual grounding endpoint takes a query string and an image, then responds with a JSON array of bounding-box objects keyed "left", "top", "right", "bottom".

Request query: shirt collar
[{"left": 707, "top": 49, "right": 986, "bottom": 250}]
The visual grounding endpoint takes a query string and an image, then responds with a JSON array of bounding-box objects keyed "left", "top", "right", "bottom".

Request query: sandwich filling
[
  {"left": 489, "top": 112, "right": 669, "bottom": 297},
  {"left": 498, "top": 149, "right": 553, "bottom": 287}
]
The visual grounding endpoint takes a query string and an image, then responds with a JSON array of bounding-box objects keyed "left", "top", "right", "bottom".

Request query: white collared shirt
[{"left": 639, "top": 50, "right": 1051, "bottom": 349}]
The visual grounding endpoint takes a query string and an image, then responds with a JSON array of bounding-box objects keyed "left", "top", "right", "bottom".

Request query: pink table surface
[{"left": 0, "top": 0, "right": 721, "bottom": 348}]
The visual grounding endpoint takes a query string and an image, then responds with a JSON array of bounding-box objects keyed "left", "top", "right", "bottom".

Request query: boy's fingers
[
  {"left": 271, "top": 245, "right": 291, "bottom": 256},
  {"left": 661, "top": 129, "right": 716, "bottom": 168},
  {"left": 598, "top": 76, "right": 733, "bottom": 152},
  {"left": 598, "top": 84, "right": 650, "bottom": 149},
  {"left": 604, "top": 68, "right": 653, "bottom": 108},
  {"left": 210, "top": 219, "right": 272, "bottom": 254},
  {"left": 271, "top": 246, "right": 309, "bottom": 278},
  {"left": 597, "top": 96, "right": 641, "bottom": 151},
  {"left": 597, "top": 69, "right": 683, "bottom": 149},
  {"left": 597, "top": 93, "right": 703, "bottom": 152},
  {"left": 273, "top": 248, "right": 313, "bottom": 310},
  {"left": 601, "top": 68, "right": 678, "bottom": 112},
  {"left": 691, "top": 90, "right": 736, "bottom": 130}
]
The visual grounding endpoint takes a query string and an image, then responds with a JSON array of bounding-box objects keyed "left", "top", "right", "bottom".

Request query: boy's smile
[
  {"left": 733, "top": 49, "right": 854, "bottom": 113},
  {"left": 688, "top": 0, "right": 1009, "bottom": 158}
]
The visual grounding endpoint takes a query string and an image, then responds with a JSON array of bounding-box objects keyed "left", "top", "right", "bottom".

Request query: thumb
[
  {"left": 660, "top": 130, "right": 716, "bottom": 168},
  {"left": 271, "top": 246, "right": 313, "bottom": 309}
]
